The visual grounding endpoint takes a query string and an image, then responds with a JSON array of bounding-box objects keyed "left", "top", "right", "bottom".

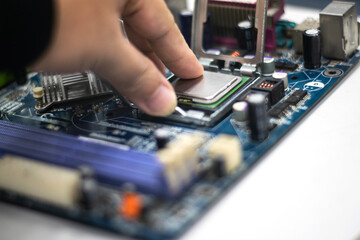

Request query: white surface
[
  {"left": 183, "top": 66, "right": 360, "bottom": 240},
  {"left": 1, "top": 4, "right": 360, "bottom": 240}
]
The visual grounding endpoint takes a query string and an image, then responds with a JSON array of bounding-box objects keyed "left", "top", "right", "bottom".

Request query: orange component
[
  {"left": 259, "top": 82, "right": 274, "bottom": 89},
  {"left": 119, "top": 192, "right": 143, "bottom": 220},
  {"left": 230, "top": 51, "right": 240, "bottom": 57}
]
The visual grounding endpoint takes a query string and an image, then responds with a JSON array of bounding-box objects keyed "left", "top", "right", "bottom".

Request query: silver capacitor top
[
  {"left": 272, "top": 71, "right": 289, "bottom": 90},
  {"left": 262, "top": 57, "right": 275, "bottom": 76},
  {"left": 232, "top": 101, "right": 249, "bottom": 122}
]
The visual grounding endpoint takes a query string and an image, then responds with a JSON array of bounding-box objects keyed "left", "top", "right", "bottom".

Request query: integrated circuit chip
[
  {"left": 172, "top": 71, "right": 242, "bottom": 104},
  {"left": 292, "top": 89, "right": 308, "bottom": 99},
  {"left": 268, "top": 90, "right": 308, "bottom": 119},
  {"left": 285, "top": 90, "right": 308, "bottom": 106},
  {"left": 275, "top": 61, "right": 299, "bottom": 71},
  {"left": 268, "top": 102, "right": 290, "bottom": 119}
]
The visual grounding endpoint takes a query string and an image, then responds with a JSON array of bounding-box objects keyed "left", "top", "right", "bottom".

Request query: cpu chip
[{"left": 172, "top": 71, "right": 242, "bottom": 104}]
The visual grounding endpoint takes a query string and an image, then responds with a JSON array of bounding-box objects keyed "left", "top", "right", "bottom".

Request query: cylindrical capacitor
[
  {"left": 272, "top": 71, "right": 289, "bottom": 89},
  {"left": 33, "top": 87, "right": 44, "bottom": 99},
  {"left": 154, "top": 128, "right": 171, "bottom": 149},
  {"left": 179, "top": 10, "right": 193, "bottom": 47},
  {"left": 303, "top": 29, "right": 321, "bottom": 69},
  {"left": 232, "top": 101, "right": 249, "bottom": 122},
  {"left": 236, "top": 20, "right": 255, "bottom": 51},
  {"left": 33, "top": 87, "right": 44, "bottom": 108},
  {"left": 247, "top": 94, "right": 268, "bottom": 141},
  {"left": 181, "top": 11, "right": 213, "bottom": 50},
  {"left": 262, "top": 57, "right": 275, "bottom": 76}
]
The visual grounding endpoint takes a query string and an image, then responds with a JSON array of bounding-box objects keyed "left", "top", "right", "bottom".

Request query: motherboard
[{"left": 0, "top": 1, "right": 359, "bottom": 239}]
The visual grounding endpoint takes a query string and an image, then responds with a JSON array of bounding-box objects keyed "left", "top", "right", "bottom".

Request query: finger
[
  {"left": 122, "top": 0, "right": 203, "bottom": 79},
  {"left": 93, "top": 31, "right": 176, "bottom": 116},
  {"left": 124, "top": 23, "right": 166, "bottom": 75}
]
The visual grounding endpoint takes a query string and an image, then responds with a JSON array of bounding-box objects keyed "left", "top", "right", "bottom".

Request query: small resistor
[{"left": 119, "top": 192, "right": 143, "bottom": 220}]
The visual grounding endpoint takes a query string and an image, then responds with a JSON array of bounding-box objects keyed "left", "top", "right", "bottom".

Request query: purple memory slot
[{"left": 0, "top": 120, "right": 176, "bottom": 198}]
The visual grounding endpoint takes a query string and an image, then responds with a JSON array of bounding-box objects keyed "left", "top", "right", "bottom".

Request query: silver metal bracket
[{"left": 191, "top": 0, "right": 268, "bottom": 67}]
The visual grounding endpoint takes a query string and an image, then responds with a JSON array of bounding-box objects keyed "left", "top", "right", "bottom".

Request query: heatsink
[{"left": 37, "top": 72, "right": 113, "bottom": 112}]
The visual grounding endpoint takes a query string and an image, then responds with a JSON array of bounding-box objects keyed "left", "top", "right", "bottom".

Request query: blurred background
[
  {"left": 166, "top": 0, "right": 360, "bottom": 17},
  {"left": 286, "top": 0, "right": 360, "bottom": 14}
]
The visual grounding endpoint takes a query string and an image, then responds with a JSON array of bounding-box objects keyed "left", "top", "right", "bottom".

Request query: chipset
[{"left": 36, "top": 72, "right": 113, "bottom": 113}]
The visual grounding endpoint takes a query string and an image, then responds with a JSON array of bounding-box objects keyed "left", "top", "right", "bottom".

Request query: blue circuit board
[
  {"left": 0, "top": 21, "right": 359, "bottom": 238},
  {"left": 0, "top": 50, "right": 359, "bottom": 239}
]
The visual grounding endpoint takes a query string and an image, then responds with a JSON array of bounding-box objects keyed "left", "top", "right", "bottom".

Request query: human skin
[{"left": 32, "top": 0, "right": 203, "bottom": 116}]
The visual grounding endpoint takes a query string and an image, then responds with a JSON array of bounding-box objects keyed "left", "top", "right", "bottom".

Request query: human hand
[{"left": 32, "top": 0, "right": 203, "bottom": 116}]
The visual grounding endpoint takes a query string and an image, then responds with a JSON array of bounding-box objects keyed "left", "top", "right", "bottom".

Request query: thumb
[{"left": 93, "top": 33, "right": 177, "bottom": 116}]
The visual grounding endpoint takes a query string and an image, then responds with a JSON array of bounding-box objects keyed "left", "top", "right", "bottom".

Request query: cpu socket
[
  {"left": 140, "top": 0, "right": 268, "bottom": 126},
  {"left": 191, "top": 0, "right": 268, "bottom": 65}
]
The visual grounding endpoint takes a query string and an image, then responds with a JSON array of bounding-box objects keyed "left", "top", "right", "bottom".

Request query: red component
[{"left": 119, "top": 192, "right": 143, "bottom": 220}]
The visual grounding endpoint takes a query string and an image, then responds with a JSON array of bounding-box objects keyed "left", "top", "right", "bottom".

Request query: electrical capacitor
[
  {"left": 303, "top": 29, "right": 321, "bottom": 69},
  {"left": 272, "top": 71, "right": 289, "bottom": 90},
  {"left": 232, "top": 101, "right": 248, "bottom": 123},
  {"left": 33, "top": 87, "right": 44, "bottom": 108},
  {"left": 262, "top": 57, "right": 275, "bottom": 76},
  {"left": 154, "top": 128, "right": 171, "bottom": 149},
  {"left": 180, "top": 11, "right": 213, "bottom": 50},
  {"left": 179, "top": 10, "right": 193, "bottom": 47},
  {"left": 247, "top": 94, "right": 268, "bottom": 141},
  {"left": 236, "top": 20, "right": 255, "bottom": 51}
]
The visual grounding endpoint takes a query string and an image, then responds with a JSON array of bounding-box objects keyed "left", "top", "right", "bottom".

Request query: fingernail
[{"left": 145, "top": 84, "right": 177, "bottom": 116}]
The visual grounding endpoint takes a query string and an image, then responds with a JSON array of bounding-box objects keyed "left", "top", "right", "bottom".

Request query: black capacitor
[
  {"left": 247, "top": 93, "right": 268, "bottom": 141},
  {"left": 303, "top": 29, "right": 321, "bottom": 69},
  {"left": 179, "top": 11, "right": 213, "bottom": 50},
  {"left": 179, "top": 10, "right": 193, "bottom": 47},
  {"left": 236, "top": 20, "right": 255, "bottom": 51},
  {"left": 154, "top": 128, "right": 171, "bottom": 149}
]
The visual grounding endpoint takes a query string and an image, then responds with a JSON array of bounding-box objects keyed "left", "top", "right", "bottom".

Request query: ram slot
[{"left": 0, "top": 121, "right": 177, "bottom": 197}]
